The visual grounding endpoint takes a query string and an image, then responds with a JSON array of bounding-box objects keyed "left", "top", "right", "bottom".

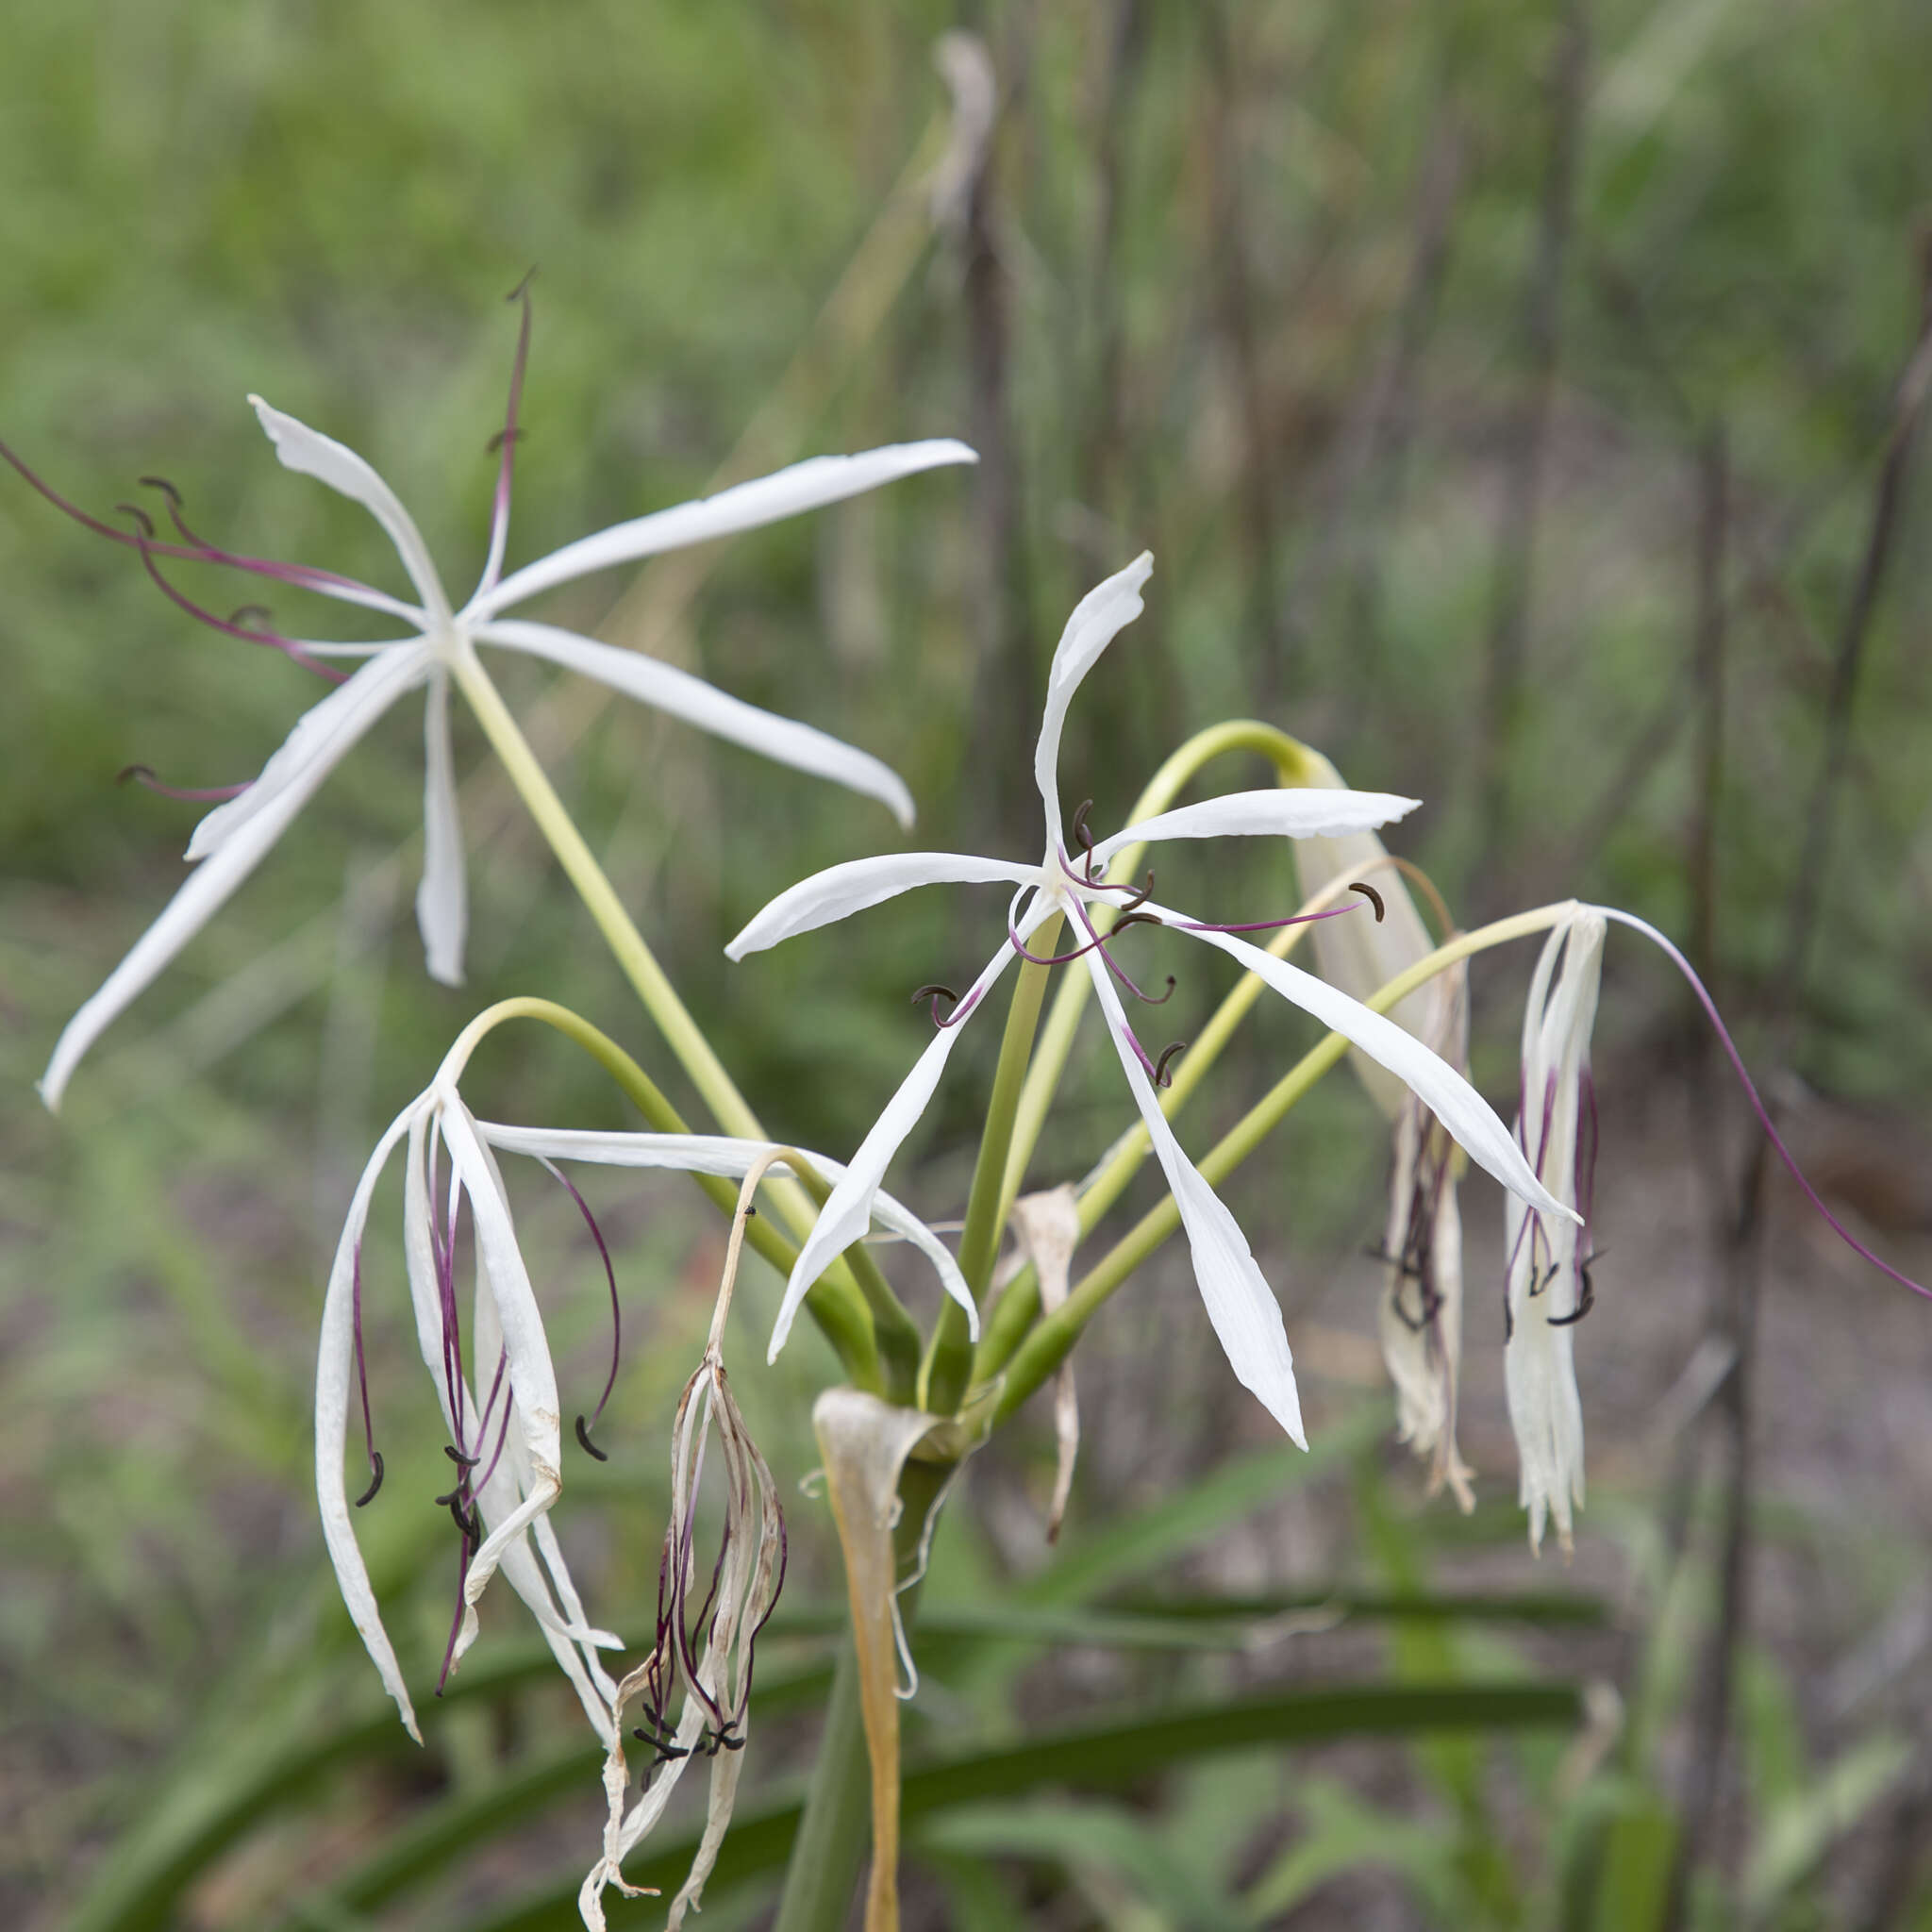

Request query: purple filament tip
[{"left": 1596, "top": 905, "right": 1931, "bottom": 1303}]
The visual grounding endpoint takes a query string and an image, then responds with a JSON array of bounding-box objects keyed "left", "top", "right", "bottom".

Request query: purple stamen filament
[
  {"left": 1597, "top": 905, "right": 1930, "bottom": 1302},
  {"left": 536, "top": 1157, "right": 623, "bottom": 1459},
  {"left": 117, "top": 764, "right": 252, "bottom": 803}
]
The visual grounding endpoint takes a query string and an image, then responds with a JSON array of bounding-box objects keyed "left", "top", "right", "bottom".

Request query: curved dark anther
[
  {"left": 1548, "top": 1258, "right": 1597, "bottom": 1327},
  {"left": 575, "top": 1413, "right": 609, "bottom": 1461},
  {"left": 508, "top": 265, "right": 539, "bottom": 304},
  {"left": 912, "top": 981, "right": 959, "bottom": 1024},
  {"left": 228, "top": 603, "right": 273, "bottom": 627},
  {"left": 137, "top": 475, "right": 183, "bottom": 507},
  {"left": 1119, "top": 872, "right": 1158, "bottom": 915},
  {"left": 117, "top": 764, "right": 153, "bottom": 787},
  {"left": 1134, "top": 974, "right": 1177, "bottom": 1008},
  {"left": 1071, "top": 797, "right": 1100, "bottom": 878},
  {"left": 1112, "top": 910, "right": 1164, "bottom": 933},
  {"left": 485, "top": 426, "right": 528, "bottom": 455},
  {"left": 1154, "top": 1039, "right": 1188, "bottom": 1088},
  {"left": 355, "top": 1452, "right": 385, "bottom": 1507},
  {"left": 1349, "top": 881, "right": 1386, "bottom": 922},
  {"left": 115, "top": 503, "right": 156, "bottom": 538},
  {"left": 442, "top": 1443, "right": 479, "bottom": 1467}
]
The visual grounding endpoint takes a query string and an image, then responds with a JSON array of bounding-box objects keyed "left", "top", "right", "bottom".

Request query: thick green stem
[
  {"left": 921, "top": 932, "right": 1059, "bottom": 1415},
  {"left": 988, "top": 905, "right": 1569, "bottom": 1422},
  {"left": 452, "top": 654, "right": 923, "bottom": 1394}
]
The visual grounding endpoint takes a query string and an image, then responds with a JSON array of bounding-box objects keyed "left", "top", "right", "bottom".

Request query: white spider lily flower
[
  {"left": 319, "top": 1087, "right": 974, "bottom": 1746},
  {"left": 26, "top": 295, "right": 974, "bottom": 1109},
  {"left": 1503, "top": 905, "right": 1606, "bottom": 1554},
  {"left": 728, "top": 553, "right": 1575, "bottom": 1443}
]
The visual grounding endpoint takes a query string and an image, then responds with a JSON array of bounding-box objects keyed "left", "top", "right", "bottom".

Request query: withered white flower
[
  {"left": 24, "top": 291, "right": 974, "bottom": 1109},
  {"left": 1504, "top": 904, "right": 1606, "bottom": 1554},
  {"left": 579, "top": 1155, "right": 791, "bottom": 1932},
  {"left": 1290, "top": 789, "right": 1475, "bottom": 1505},
  {"left": 729, "top": 553, "right": 1575, "bottom": 1443},
  {"left": 320, "top": 1083, "right": 972, "bottom": 1747}
]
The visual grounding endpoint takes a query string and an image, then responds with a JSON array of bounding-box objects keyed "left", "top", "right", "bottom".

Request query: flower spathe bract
[
  {"left": 30, "top": 299, "right": 975, "bottom": 1109},
  {"left": 728, "top": 552, "right": 1577, "bottom": 1442},
  {"left": 318, "top": 1074, "right": 976, "bottom": 1745},
  {"left": 1504, "top": 904, "right": 1606, "bottom": 1555}
]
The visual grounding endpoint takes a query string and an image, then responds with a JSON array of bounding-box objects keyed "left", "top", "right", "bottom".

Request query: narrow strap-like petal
[
  {"left": 769, "top": 932, "right": 1030, "bottom": 1360},
  {"left": 437, "top": 1101, "right": 565, "bottom": 1623},
  {"left": 474, "top": 616, "right": 917, "bottom": 827},
  {"left": 1090, "top": 786, "right": 1420, "bottom": 865},
  {"left": 39, "top": 646, "right": 431, "bottom": 1111},
  {"left": 315, "top": 1095, "right": 431, "bottom": 1740},
  {"left": 1156, "top": 905, "right": 1577, "bottom": 1225},
  {"left": 249, "top": 397, "right": 450, "bottom": 623},
  {"left": 471, "top": 440, "right": 977, "bottom": 618},
  {"left": 186, "top": 641, "right": 430, "bottom": 861},
  {"left": 417, "top": 667, "right": 467, "bottom": 986},
  {"left": 471, "top": 1125, "right": 974, "bottom": 1324},
  {"left": 725, "top": 851, "right": 1036, "bottom": 960},
  {"left": 1083, "top": 955, "right": 1307, "bottom": 1445},
  {"left": 1033, "top": 554, "right": 1152, "bottom": 852}
]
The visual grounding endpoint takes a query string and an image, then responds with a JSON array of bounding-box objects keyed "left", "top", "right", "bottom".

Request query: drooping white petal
[
  {"left": 469, "top": 1124, "right": 974, "bottom": 1320},
  {"left": 725, "top": 851, "right": 1036, "bottom": 960},
  {"left": 1081, "top": 952, "right": 1306, "bottom": 1443},
  {"left": 769, "top": 929, "right": 1034, "bottom": 1360},
  {"left": 474, "top": 616, "right": 917, "bottom": 828},
  {"left": 1504, "top": 908, "right": 1603, "bottom": 1553},
  {"left": 186, "top": 641, "right": 431, "bottom": 861},
  {"left": 469, "top": 1273, "right": 623, "bottom": 1742},
  {"left": 416, "top": 668, "right": 466, "bottom": 986},
  {"left": 1091, "top": 787, "right": 1421, "bottom": 865},
  {"left": 435, "top": 1099, "right": 565, "bottom": 1622},
  {"left": 1153, "top": 906, "right": 1577, "bottom": 1225},
  {"left": 471, "top": 440, "right": 977, "bottom": 618},
  {"left": 315, "top": 1093, "right": 432, "bottom": 1741},
  {"left": 248, "top": 396, "right": 449, "bottom": 622},
  {"left": 39, "top": 645, "right": 431, "bottom": 1112},
  {"left": 1033, "top": 553, "right": 1153, "bottom": 851}
]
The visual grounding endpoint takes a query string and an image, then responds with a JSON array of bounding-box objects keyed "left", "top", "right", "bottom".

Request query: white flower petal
[
  {"left": 315, "top": 1095, "right": 431, "bottom": 1741},
  {"left": 249, "top": 396, "right": 449, "bottom": 621},
  {"left": 417, "top": 668, "right": 467, "bottom": 986},
  {"left": 186, "top": 641, "right": 430, "bottom": 861},
  {"left": 725, "top": 851, "right": 1036, "bottom": 960},
  {"left": 1082, "top": 953, "right": 1306, "bottom": 1443},
  {"left": 436, "top": 1101, "right": 564, "bottom": 1619},
  {"left": 769, "top": 936, "right": 1025, "bottom": 1360},
  {"left": 1091, "top": 788, "right": 1420, "bottom": 865},
  {"left": 470, "top": 1124, "right": 976, "bottom": 1320},
  {"left": 1156, "top": 906, "right": 1577, "bottom": 1225},
  {"left": 475, "top": 616, "right": 916, "bottom": 828},
  {"left": 39, "top": 646, "right": 430, "bottom": 1112},
  {"left": 472, "top": 440, "right": 977, "bottom": 618},
  {"left": 1033, "top": 553, "right": 1152, "bottom": 850}
]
